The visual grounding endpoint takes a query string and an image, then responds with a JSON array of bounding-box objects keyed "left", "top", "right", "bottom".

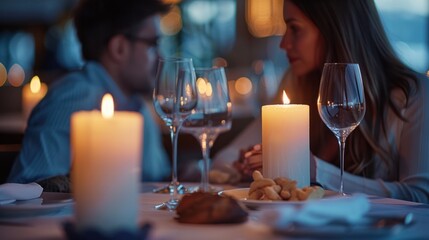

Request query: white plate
[
  {"left": 0, "top": 192, "right": 73, "bottom": 218},
  {"left": 219, "top": 188, "right": 338, "bottom": 208}
]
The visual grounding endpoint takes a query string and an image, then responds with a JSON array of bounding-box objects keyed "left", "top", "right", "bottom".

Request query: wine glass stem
[
  {"left": 169, "top": 125, "right": 179, "bottom": 203},
  {"left": 200, "top": 137, "right": 211, "bottom": 192},
  {"left": 338, "top": 138, "right": 346, "bottom": 195}
]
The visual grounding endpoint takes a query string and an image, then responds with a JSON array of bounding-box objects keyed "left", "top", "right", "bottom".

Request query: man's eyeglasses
[{"left": 125, "top": 35, "right": 159, "bottom": 48}]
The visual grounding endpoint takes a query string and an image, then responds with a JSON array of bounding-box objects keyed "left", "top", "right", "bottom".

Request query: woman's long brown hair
[{"left": 289, "top": 0, "right": 420, "bottom": 178}]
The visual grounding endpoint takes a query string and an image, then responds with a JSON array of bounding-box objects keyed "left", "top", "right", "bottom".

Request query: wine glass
[
  {"left": 181, "top": 67, "right": 232, "bottom": 192},
  {"left": 153, "top": 57, "right": 198, "bottom": 210},
  {"left": 317, "top": 63, "right": 366, "bottom": 195}
]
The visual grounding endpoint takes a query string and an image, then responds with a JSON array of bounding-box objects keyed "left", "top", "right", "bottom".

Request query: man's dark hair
[{"left": 73, "top": 0, "right": 169, "bottom": 61}]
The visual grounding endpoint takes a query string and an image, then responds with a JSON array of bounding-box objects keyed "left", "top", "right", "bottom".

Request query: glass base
[{"left": 152, "top": 183, "right": 188, "bottom": 194}]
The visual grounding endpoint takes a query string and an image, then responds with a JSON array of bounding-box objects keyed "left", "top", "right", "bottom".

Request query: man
[{"left": 8, "top": 0, "right": 171, "bottom": 191}]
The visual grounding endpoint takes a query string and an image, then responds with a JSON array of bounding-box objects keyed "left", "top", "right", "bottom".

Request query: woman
[{"left": 212, "top": 0, "right": 429, "bottom": 203}]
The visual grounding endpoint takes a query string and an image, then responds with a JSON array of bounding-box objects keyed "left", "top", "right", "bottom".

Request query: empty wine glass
[
  {"left": 181, "top": 67, "right": 232, "bottom": 192},
  {"left": 317, "top": 63, "right": 366, "bottom": 195},
  {"left": 153, "top": 57, "right": 198, "bottom": 210}
]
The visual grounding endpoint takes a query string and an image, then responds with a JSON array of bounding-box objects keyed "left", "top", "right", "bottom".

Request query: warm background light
[
  {"left": 162, "top": 0, "right": 181, "bottom": 4},
  {"left": 205, "top": 82, "right": 213, "bottom": 97},
  {"left": 245, "top": 0, "right": 286, "bottom": 37},
  {"left": 101, "top": 94, "right": 114, "bottom": 118},
  {"left": 196, "top": 78, "right": 213, "bottom": 97},
  {"left": 7, "top": 64, "right": 25, "bottom": 87},
  {"left": 197, "top": 77, "right": 207, "bottom": 94},
  {"left": 0, "top": 63, "right": 6, "bottom": 87},
  {"left": 212, "top": 57, "right": 228, "bottom": 68},
  {"left": 160, "top": 6, "right": 182, "bottom": 36},
  {"left": 234, "top": 77, "right": 253, "bottom": 95}
]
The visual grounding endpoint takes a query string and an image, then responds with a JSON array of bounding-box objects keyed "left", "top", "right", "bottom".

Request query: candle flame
[
  {"left": 101, "top": 93, "right": 114, "bottom": 118},
  {"left": 30, "top": 76, "right": 41, "bottom": 93},
  {"left": 282, "top": 90, "right": 290, "bottom": 104}
]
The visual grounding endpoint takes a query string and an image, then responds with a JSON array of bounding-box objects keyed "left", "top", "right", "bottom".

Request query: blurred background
[{"left": 0, "top": 0, "right": 428, "bottom": 181}]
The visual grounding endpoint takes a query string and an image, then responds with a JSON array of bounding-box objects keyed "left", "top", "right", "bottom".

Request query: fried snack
[
  {"left": 252, "top": 170, "right": 264, "bottom": 180},
  {"left": 249, "top": 178, "right": 275, "bottom": 195},
  {"left": 247, "top": 170, "right": 325, "bottom": 201},
  {"left": 176, "top": 192, "right": 248, "bottom": 224},
  {"left": 248, "top": 189, "right": 264, "bottom": 200},
  {"left": 263, "top": 186, "right": 282, "bottom": 200}
]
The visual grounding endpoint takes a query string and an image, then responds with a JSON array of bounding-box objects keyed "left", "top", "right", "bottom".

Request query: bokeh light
[
  {"left": 235, "top": 77, "right": 253, "bottom": 95},
  {"left": 162, "top": 0, "right": 181, "bottom": 4},
  {"left": 205, "top": 82, "right": 213, "bottom": 97},
  {"left": 252, "top": 60, "right": 264, "bottom": 75},
  {"left": 246, "top": 0, "right": 286, "bottom": 37},
  {"left": 212, "top": 57, "right": 228, "bottom": 67},
  {"left": 160, "top": 6, "right": 182, "bottom": 36},
  {"left": 7, "top": 63, "right": 25, "bottom": 87},
  {"left": 186, "top": 1, "right": 218, "bottom": 25},
  {"left": 0, "top": 62, "right": 7, "bottom": 87},
  {"left": 197, "top": 77, "right": 207, "bottom": 94}
]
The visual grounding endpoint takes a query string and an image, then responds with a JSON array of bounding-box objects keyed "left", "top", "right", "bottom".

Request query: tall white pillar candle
[
  {"left": 262, "top": 91, "right": 310, "bottom": 188},
  {"left": 71, "top": 94, "right": 143, "bottom": 233}
]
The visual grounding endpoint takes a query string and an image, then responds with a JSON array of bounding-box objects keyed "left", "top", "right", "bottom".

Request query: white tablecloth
[{"left": 1, "top": 183, "right": 428, "bottom": 240}]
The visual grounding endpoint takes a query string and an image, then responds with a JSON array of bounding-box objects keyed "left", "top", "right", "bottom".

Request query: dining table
[{"left": 1, "top": 182, "right": 428, "bottom": 240}]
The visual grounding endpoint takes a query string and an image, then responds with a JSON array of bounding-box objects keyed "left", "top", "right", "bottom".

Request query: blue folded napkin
[
  {"left": 0, "top": 182, "right": 43, "bottom": 205},
  {"left": 259, "top": 194, "right": 370, "bottom": 227}
]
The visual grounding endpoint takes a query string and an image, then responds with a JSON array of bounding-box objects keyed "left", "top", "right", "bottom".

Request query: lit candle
[
  {"left": 262, "top": 91, "right": 310, "bottom": 188},
  {"left": 22, "top": 76, "right": 47, "bottom": 119},
  {"left": 71, "top": 94, "right": 143, "bottom": 233}
]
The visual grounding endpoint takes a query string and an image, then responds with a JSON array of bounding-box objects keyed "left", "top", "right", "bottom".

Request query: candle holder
[{"left": 63, "top": 222, "right": 152, "bottom": 240}]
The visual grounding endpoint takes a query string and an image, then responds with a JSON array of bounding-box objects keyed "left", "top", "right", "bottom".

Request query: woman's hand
[
  {"left": 233, "top": 144, "right": 263, "bottom": 182},
  {"left": 233, "top": 144, "right": 319, "bottom": 184}
]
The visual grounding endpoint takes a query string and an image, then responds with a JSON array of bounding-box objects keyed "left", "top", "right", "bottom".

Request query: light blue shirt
[{"left": 8, "top": 62, "right": 170, "bottom": 182}]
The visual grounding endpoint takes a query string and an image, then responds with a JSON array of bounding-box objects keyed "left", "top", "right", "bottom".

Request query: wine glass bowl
[
  {"left": 154, "top": 58, "right": 198, "bottom": 126},
  {"left": 153, "top": 57, "right": 198, "bottom": 209},
  {"left": 181, "top": 67, "right": 232, "bottom": 192},
  {"left": 317, "top": 63, "right": 366, "bottom": 195}
]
